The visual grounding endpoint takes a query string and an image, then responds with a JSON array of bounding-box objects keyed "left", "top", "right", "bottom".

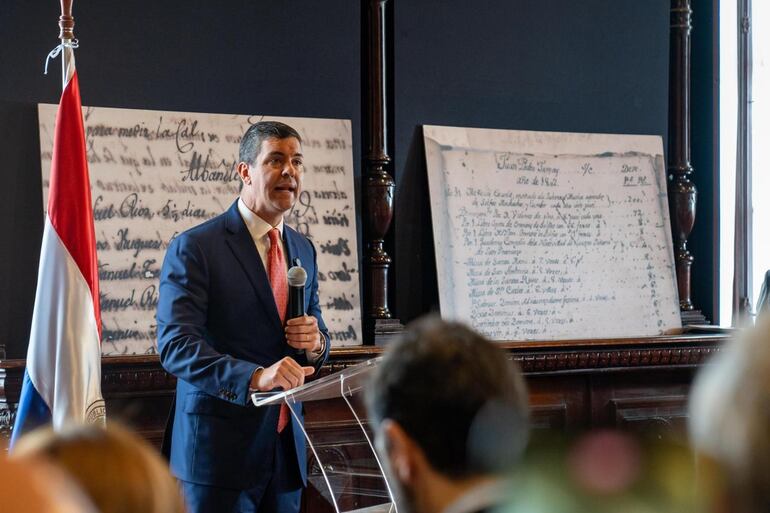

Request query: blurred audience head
[
  {"left": 689, "top": 313, "right": 770, "bottom": 513},
  {"left": 0, "top": 455, "right": 97, "bottom": 512},
  {"left": 502, "top": 430, "right": 701, "bottom": 513},
  {"left": 366, "top": 316, "right": 529, "bottom": 513},
  {"left": 13, "top": 422, "right": 185, "bottom": 513}
]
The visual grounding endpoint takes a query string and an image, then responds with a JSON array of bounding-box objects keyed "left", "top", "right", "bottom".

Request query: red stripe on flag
[{"left": 46, "top": 71, "right": 102, "bottom": 339}]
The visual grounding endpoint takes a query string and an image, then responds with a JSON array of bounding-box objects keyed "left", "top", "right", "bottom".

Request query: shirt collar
[{"left": 237, "top": 197, "right": 284, "bottom": 242}]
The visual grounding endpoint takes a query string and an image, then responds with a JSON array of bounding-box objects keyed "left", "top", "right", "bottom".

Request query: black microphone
[
  {"left": 287, "top": 258, "right": 307, "bottom": 320},
  {"left": 287, "top": 259, "right": 307, "bottom": 356}
]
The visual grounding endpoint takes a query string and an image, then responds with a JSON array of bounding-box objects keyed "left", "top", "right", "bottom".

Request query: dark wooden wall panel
[
  {"left": 527, "top": 375, "right": 589, "bottom": 431},
  {"left": 0, "top": 335, "right": 725, "bottom": 511}
]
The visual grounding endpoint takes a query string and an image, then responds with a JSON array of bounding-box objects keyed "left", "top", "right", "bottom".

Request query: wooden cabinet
[
  {"left": 0, "top": 334, "right": 724, "bottom": 510},
  {"left": 0, "top": 334, "right": 724, "bottom": 442}
]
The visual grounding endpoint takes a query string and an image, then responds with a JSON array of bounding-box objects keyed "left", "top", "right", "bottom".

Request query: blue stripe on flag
[{"left": 10, "top": 370, "right": 52, "bottom": 448}]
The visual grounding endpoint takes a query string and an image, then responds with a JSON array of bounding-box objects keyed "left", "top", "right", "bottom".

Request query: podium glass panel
[{"left": 252, "top": 358, "right": 397, "bottom": 513}]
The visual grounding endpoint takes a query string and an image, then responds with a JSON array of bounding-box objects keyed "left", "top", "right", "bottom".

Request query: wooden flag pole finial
[{"left": 59, "top": 0, "right": 75, "bottom": 40}]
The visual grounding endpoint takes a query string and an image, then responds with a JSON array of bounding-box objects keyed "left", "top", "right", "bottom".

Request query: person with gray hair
[
  {"left": 689, "top": 313, "right": 770, "bottom": 513},
  {"left": 366, "top": 316, "right": 530, "bottom": 513}
]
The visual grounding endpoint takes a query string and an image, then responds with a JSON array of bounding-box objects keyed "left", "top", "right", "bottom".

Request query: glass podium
[{"left": 252, "top": 358, "right": 397, "bottom": 513}]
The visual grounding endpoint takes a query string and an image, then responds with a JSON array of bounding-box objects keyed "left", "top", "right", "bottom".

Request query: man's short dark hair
[
  {"left": 366, "top": 316, "right": 529, "bottom": 479},
  {"left": 239, "top": 121, "right": 302, "bottom": 166}
]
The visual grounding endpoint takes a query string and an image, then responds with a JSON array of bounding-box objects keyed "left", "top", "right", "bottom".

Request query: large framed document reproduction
[
  {"left": 424, "top": 125, "right": 681, "bottom": 341},
  {"left": 38, "top": 105, "right": 363, "bottom": 354}
]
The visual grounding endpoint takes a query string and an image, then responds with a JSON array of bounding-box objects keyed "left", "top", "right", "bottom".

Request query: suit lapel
[
  {"left": 223, "top": 201, "right": 282, "bottom": 331},
  {"left": 283, "top": 226, "right": 301, "bottom": 269}
]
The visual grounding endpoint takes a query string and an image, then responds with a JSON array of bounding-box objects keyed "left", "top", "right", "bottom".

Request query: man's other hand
[
  {"left": 285, "top": 315, "right": 322, "bottom": 352},
  {"left": 251, "top": 357, "right": 314, "bottom": 392}
]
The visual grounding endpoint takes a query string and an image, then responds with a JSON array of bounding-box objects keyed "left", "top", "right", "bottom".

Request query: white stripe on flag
[{"left": 27, "top": 217, "right": 104, "bottom": 428}]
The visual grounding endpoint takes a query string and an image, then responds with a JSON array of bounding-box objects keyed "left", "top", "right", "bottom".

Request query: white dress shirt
[
  {"left": 237, "top": 198, "right": 287, "bottom": 271},
  {"left": 237, "top": 198, "right": 323, "bottom": 362}
]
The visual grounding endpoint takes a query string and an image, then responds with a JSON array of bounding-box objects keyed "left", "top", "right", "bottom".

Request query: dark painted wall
[
  {"left": 0, "top": 1, "right": 361, "bottom": 357},
  {"left": 392, "top": 0, "right": 677, "bottom": 323},
  {"left": 0, "top": 1, "right": 718, "bottom": 354},
  {"left": 690, "top": 0, "right": 720, "bottom": 323},
  {"left": 0, "top": 101, "right": 43, "bottom": 359}
]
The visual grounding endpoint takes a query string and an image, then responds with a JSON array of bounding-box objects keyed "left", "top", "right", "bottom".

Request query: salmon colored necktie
[{"left": 267, "top": 228, "right": 290, "bottom": 433}]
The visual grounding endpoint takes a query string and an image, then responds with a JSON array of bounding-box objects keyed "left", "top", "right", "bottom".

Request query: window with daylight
[{"left": 719, "top": 0, "right": 770, "bottom": 324}]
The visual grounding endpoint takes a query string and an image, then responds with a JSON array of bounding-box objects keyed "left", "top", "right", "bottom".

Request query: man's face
[{"left": 240, "top": 136, "right": 303, "bottom": 224}]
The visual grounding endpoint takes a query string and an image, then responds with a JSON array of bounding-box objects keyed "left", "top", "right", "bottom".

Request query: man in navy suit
[{"left": 157, "top": 121, "right": 331, "bottom": 513}]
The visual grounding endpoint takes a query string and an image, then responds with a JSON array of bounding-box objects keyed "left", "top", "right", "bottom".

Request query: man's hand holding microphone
[{"left": 250, "top": 260, "right": 323, "bottom": 392}]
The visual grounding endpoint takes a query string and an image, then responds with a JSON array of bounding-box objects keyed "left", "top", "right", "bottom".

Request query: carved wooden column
[
  {"left": 0, "top": 363, "right": 19, "bottom": 444},
  {"left": 59, "top": 0, "right": 75, "bottom": 40},
  {"left": 668, "top": 0, "right": 704, "bottom": 323},
  {"left": 364, "top": 0, "right": 402, "bottom": 342}
]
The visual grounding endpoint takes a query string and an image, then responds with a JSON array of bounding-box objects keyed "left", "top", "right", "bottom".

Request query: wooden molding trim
[
  {"left": 0, "top": 335, "right": 726, "bottom": 394},
  {"left": 514, "top": 345, "right": 719, "bottom": 374}
]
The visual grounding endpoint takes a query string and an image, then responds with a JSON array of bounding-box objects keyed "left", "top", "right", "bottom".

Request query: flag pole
[
  {"left": 58, "top": 0, "right": 75, "bottom": 89},
  {"left": 9, "top": 0, "right": 104, "bottom": 449}
]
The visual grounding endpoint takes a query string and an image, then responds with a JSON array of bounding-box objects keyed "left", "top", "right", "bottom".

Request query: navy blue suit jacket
[{"left": 157, "top": 200, "right": 330, "bottom": 490}]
